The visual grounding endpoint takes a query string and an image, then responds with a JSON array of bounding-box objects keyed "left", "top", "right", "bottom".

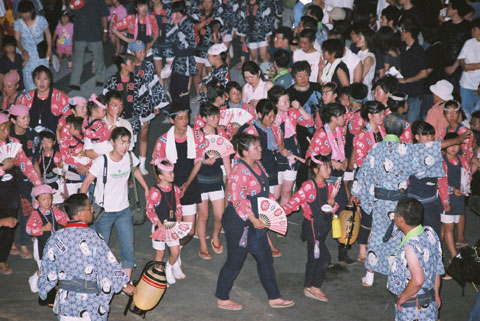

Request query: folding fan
[
  {"left": 204, "top": 134, "right": 234, "bottom": 159},
  {"left": 0, "top": 142, "right": 22, "bottom": 163},
  {"left": 219, "top": 108, "right": 253, "bottom": 127},
  {"left": 150, "top": 221, "right": 192, "bottom": 243},
  {"left": 257, "top": 197, "right": 288, "bottom": 235}
]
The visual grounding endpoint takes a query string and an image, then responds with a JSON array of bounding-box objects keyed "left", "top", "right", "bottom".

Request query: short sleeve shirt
[{"left": 72, "top": 0, "right": 109, "bottom": 42}]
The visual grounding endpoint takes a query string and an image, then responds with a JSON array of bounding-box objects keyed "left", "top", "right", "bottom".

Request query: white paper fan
[
  {"left": 257, "top": 197, "right": 288, "bottom": 235},
  {"left": 204, "top": 134, "right": 234, "bottom": 158},
  {"left": 150, "top": 221, "right": 192, "bottom": 243},
  {"left": 219, "top": 108, "right": 253, "bottom": 127},
  {"left": 0, "top": 142, "right": 22, "bottom": 163},
  {"left": 72, "top": 155, "right": 91, "bottom": 166}
]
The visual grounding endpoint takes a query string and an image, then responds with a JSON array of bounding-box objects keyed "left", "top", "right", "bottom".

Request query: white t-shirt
[
  {"left": 293, "top": 49, "right": 322, "bottom": 82},
  {"left": 342, "top": 47, "right": 361, "bottom": 83},
  {"left": 459, "top": 38, "right": 480, "bottom": 90},
  {"left": 83, "top": 117, "right": 134, "bottom": 156},
  {"left": 89, "top": 152, "right": 139, "bottom": 212},
  {"left": 357, "top": 49, "right": 376, "bottom": 99}
]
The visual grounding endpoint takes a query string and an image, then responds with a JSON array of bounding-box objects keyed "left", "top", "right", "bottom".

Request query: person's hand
[
  {"left": 2, "top": 158, "right": 15, "bottom": 171},
  {"left": 42, "top": 223, "right": 52, "bottom": 232},
  {"left": 291, "top": 100, "right": 300, "bottom": 110},
  {"left": 453, "top": 187, "right": 462, "bottom": 197},
  {"left": 122, "top": 283, "right": 136, "bottom": 296},
  {"left": 144, "top": 190, "right": 149, "bottom": 202},
  {"left": 0, "top": 217, "right": 17, "bottom": 228},
  {"left": 204, "top": 157, "right": 216, "bottom": 165},
  {"left": 327, "top": 198, "right": 335, "bottom": 207},
  {"left": 206, "top": 16, "right": 214, "bottom": 25},
  {"left": 77, "top": 165, "right": 87, "bottom": 176},
  {"left": 249, "top": 216, "right": 266, "bottom": 229},
  {"left": 350, "top": 195, "right": 360, "bottom": 206},
  {"left": 179, "top": 183, "right": 189, "bottom": 198},
  {"left": 249, "top": 99, "right": 259, "bottom": 107},
  {"left": 396, "top": 295, "right": 406, "bottom": 311},
  {"left": 46, "top": 48, "right": 52, "bottom": 60},
  {"left": 22, "top": 50, "right": 29, "bottom": 62},
  {"left": 458, "top": 130, "right": 471, "bottom": 143},
  {"left": 398, "top": 78, "right": 406, "bottom": 84},
  {"left": 435, "top": 293, "right": 441, "bottom": 309},
  {"left": 443, "top": 203, "right": 451, "bottom": 212},
  {"left": 199, "top": 84, "right": 206, "bottom": 93}
]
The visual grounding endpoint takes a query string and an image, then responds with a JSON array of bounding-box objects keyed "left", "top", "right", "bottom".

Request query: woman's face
[
  {"left": 202, "top": 0, "right": 213, "bottom": 11},
  {"left": 136, "top": 3, "right": 148, "bottom": 16},
  {"left": 332, "top": 113, "right": 345, "bottom": 128},
  {"left": 314, "top": 163, "right": 332, "bottom": 180},
  {"left": 228, "top": 88, "right": 241, "bottom": 105},
  {"left": 14, "top": 114, "right": 30, "bottom": 129},
  {"left": 294, "top": 70, "right": 310, "bottom": 87},
  {"left": 373, "top": 86, "right": 389, "bottom": 104},
  {"left": 20, "top": 11, "right": 32, "bottom": 21},
  {"left": 259, "top": 110, "right": 276, "bottom": 128},
  {"left": 356, "top": 33, "right": 366, "bottom": 50},
  {"left": 277, "top": 95, "right": 290, "bottom": 112},
  {"left": 203, "top": 113, "right": 219, "bottom": 128},
  {"left": 243, "top": 71, "right": 260, "bottom": 86},
  {"left": 73, "top": 103, "right": 88, "bottom": 118},
  {"left": 244, "top": 140, "right": 262, "bottom": 161},
  {"left": 369, "top": 110, "right": 386, "bottom": 127},
  {"left": 34, "top": 72, "right": 51, "bottom": 92},
  {"left": 3, "top": 82, "right": 19, "bottom": 96},
  {"left": 124, "top": 59, "right": 135, "bottom": 73},
  {"left": 322, "top": 88, "right": 337, "bottom": 104}
]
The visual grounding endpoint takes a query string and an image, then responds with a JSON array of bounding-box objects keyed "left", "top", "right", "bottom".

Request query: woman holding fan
[{"left": 215, "top": 133, "right": 294, "bottom": 311}]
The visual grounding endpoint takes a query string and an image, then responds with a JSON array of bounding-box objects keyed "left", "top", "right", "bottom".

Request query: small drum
[{"left": 337, "top": 205, "right": 360, "bottom": 245}]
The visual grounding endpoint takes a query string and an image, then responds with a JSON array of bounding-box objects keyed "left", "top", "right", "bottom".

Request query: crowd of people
[{"left": 1, "top": 0, "right": 480, "bottom": 320}]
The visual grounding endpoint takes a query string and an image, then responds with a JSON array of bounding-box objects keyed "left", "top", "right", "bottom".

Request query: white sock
[
  {"left": 139, "top": 156, "right": 146, "bottom": 168},
  {"left": 364, "top": 271, "right": 374, "bottom": 284}
]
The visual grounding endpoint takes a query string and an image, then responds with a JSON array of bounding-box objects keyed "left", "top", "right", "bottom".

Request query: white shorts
[
  {"left": 269, "top": 185, "right": 277, "bottom": 194},
  {"left": 247, "top": 40, "right": 268, "bottom": 49},
  {"left": 60, "top": 316, "right": 91, "bottom": 321},
  {"left": 182, "top": 203, "right": 197, "bottom": 216},
  {"left": 151, "top": 225, "right": 180, "bottom": 250},
  {"left": 441, "top": 214, "right": 461, "bottom": 224},
  {"left": 201, "top": 188, "right": 225, "bottom": 201},
  {"left": 194, "top": 56, "right": 211, "bottom": 67},
  {"left": 278, "top": 170, "right": 297, "bottom": 184},
  {"left": 222, "top": 33, "right": 233, "bottom": 42}
]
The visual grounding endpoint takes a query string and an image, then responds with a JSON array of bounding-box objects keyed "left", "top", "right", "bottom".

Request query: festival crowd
[{"left": 1, "top": 0, "right": 480, "bottom": 320}]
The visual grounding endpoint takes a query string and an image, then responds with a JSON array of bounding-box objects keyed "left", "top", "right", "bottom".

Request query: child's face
[
  {"left": 73, "top": 103, "right": 88, "bottom": 118},
  {"left": 444, "top": 106, "right": 460, "bottom": 124},
  {"left": 415, "top": 134, "right": 434, "bottom": 143},
  {"left": 445, "top": 144, "right": 460, "bottom": 156},
  {"left": 14, "top": 114, "right": 30, "bottom": 129},
  {"left": 92, "top": 107, "right": 106, "bottom": 119},
  {"left": 207, "top": 54, "right": 217, "bottom": 66},
  {"left": 339, "top": 94, "right": 350, "bottom": 109},
  {"left": 37, "top": 193, "right": 53, "bottom": 209},
  {"left": 159, "top": 169, "right": 174, "bottom": 183},
  {"left": 134, "top": 49, "right": 146, "bottom": 63},
  {"left": 470, "top": 117, "right": 480, "bottom": 132},
  {"left": 314, "top": 163, "right": 332, "bottom": 180},
  {"left": 202, "top": 113, "right": 219, "bottom": 128},
  {"left": 228, "top": 88, "right": 241, "bottom": 105},
  {"left": 34, "top": 72, "right": 51, "bottom": 92},
  {"left": 369, "top": 110, "right": 386, "bottom": 127},
  {"left": 41, "top": 138, "right": 54, "bottom": 151},
  {"left": 68, "top": 125, "right": 81, "bottom": 136},
  {"left": 3, "top": 82, "right": 19, "bottom": 96},
  {"left": 61, "top": 15, "right": 69, "bottom": 25},
  {"left": 258, "top": 110, "right": 276, "bottom": 128},
  {"left": 214, "top": 94, "right": 226, "bottom": 107},
  {"left": 276, "top": 94, "right": 290, "bottom": 112}
]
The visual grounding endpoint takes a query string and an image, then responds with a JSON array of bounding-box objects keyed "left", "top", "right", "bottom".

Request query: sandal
[
  {"left": 199, "top": 250, "right": 212, "bottom": 260},
  {"left": 20, "top": 249, "right": 33, "bottom": 259},
  {"left": 271, "top": 249, "right": 282, "bottom": 258},
  {"left": 0, "top": 263, "right": 13, "bottom": 275},
  {"left": 211, "top": 239, "right": 224, "bottom": 254},
  {"left": 304, "top": 288, "right": 328, "bottom": 302},
  {"left": 217, "top": 300, "right": 243, "bottom": 311},
  {"left": 9, "top": 245, "right": 19, "bottom": 256},
  {"left": 269, "top": 298, "right": 295, "bottom": 309},
  {"left": 455, "top": 242, "right": 468, "bottom": 248}
]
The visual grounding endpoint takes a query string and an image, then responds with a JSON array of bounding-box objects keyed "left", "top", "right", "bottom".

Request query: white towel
[{"left": 165, "top": 126, "right": 196, "bottom": 164}]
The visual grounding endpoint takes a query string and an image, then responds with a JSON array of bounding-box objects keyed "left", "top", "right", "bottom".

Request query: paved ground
[{"left": 0, "top": 42, "right": 478, "bottom": 321}]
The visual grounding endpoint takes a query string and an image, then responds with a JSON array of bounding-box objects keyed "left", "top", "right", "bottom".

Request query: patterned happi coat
[
  {"left": 38, "top": 224, "right": 128, "bottom": 321},
  {"left": 351, "top": 139, "right": 445, "bottom": 275},
  {"left": 387, "top": 226, "right": 444, "bottom": 321},
  {"left": 165, "top": 16, "right": 198, "bottom": 76}
]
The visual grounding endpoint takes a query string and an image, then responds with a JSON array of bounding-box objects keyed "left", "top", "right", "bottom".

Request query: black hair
[
  {"left": 165, "top": 102, "right": 191, "bottom": 119},
  {"left": 242, "top": 61, "right": 261, "bottom": 79},
  {"left": 321, "top": 39, "right": 344, "bottom": 58},
  {"left": 64, "top": 193, "right": 90, "bottom": 220},
  {"left": 473, "top": 17, "right": 480, "bottom": 30},
  {"left": 274, "top": 27, "right": 293, "bottom": 45},
  {"left": 444, "top": 131, "right": 460, "bottom": 142},
  {"left": 329, "top": 20, "right": 350, "bottom": 44},
  {"left": 206, "top": 80, "right": 226, "bottom": 104},
  {"left": 339, "top": 86, "right": 350, "bottom": 98},
  {"left": 381, "top": 5, "right": 401, "bottom": 26},
  {"left": 400, "top": 15, "right": 420, "bottom": 39},
  {"left": 395, "top": 197, "right": 424, "bottom": 226},
  {"left": 256, "top": 99, "right": 277, "bottom": 120},
  {"left": 32, "top": 65, "right": 53, "bottom": 86},
  {"left": 105, "top": 90, "right": 123, "bottom": 104},
  {"left": 375, "top": 26, "right": 400, "bottom": 55},
  {"left": 319, "top": 102, "right": 345, "bottom": 124},
  {"left": 292, "top": 60, "right": 311, "bottom": 77},
  {"left": 110, "top": 126, "right": 131, "bottom": 141},
  {"left": 374, "top": 76, "right": 399, "bottom": 94},
  {"left": 267, "top": 85, "right": 288, "bottom": 106},
  {"left": 231, "top": 132, "right": 260, "bottom": 158},
  {"left": 273, "top": 49, "right": 291, "bottom": 69},
  {"left": 113, "top": 53, "right": 135, "bottom": 71},
  {"left": 384, "top": 114, "right": 405, "bottom": 136},
  {"left": 387, "top": 92, "right": 408, "bottom": 113},
  {"left": 358, "top": 28, "right": 375, "bottom": 52},
  {"left": 300, "top": 16, "right": 318, "bottom": 32},
  {"left": 18, "top": 0, "right": 36, "bottom": 18},
  {"left": 171, "top": 0, "right": 187, "bottom": 15},
  {"left": 299, "top": 28, "right": 316, "bottom": 43},
  {"left": 350, "top": 83, "right": 368, "bottom": 101},
  {"left": 153, "top": 159, "right": 174, "bottom": 177},
  {"left": 66, "top": 115, "right": 84, "bottom": 133},
  {"left": 411, "top": 120, "right": 435, "bottom": 143},
  {"left": 87, "top": 96, "right": 106, "bottom": 116},
  {"left": 451, "top": 0, "right": 471, "bottom": 17},
  {"left": 307, "top": 154, "right": 332, "bottom": 178},
  {"left": 39, "top": 130, "right": 56, "bottom": 142},
  {"left": 2, "top": 36, "right": 17, "bottom": 49},
  {"left": 199, "top": 103, "right": 220, "bottom": 118},
  {"left": 443, "top": 100, "right": 466, "bottom": 121},
  {"left": 361, "top": 100, "right": 385, "bottom": 121},
  {"left": 226, "top": 81, "right": 242, "bottom": 94},
  {"left": 306, "top": 5, "right": 324, "bottom": 23},
  {"left": 472, "top": 110, "right": 480, "bottom": 119},
  {"left": 134, "top": 0, "right": 148, "bottom": 8}
]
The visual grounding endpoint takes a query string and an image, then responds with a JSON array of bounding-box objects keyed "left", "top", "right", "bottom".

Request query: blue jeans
[
  {"left": 460, "top": 86, "right": 480, "bottom": 115},
  {"left": 406, "top": 96, "right": 422, "bottom": 123},
  {"left": 468, "top": 289, "right": 480, "bottom": 321},
  {"left": 94, "top": 207, "right": 135, "bottom": 269}
]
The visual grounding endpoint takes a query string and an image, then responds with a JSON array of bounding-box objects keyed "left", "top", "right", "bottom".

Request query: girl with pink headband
[
  {"left": 58, "top": 96, "right": 88, "bottom": 139},
  {"left": 1, "top": 70, "right": 22, "bottom": 111},
  {"left": 82, "top": 95, "right": 111, "bottom": 160},
  {"left": 146, "top": 159, "right": 184, "bottom": 285}
]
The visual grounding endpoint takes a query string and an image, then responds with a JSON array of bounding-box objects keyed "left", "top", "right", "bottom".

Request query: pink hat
[
  {"left": 2, "top": 70, "right": 20, "bottom": 85},
  {"left": 33, "top": 184, "right": 54, "bottom": 197},
  {"left": 9, "top": 104, "right": 29, "bottom": 116},
  {"left": 0, "top": 113, "right": 10, "bottom": 124},
  {"left": 69, "top": 96, "right": 87, "bottom": 106}
]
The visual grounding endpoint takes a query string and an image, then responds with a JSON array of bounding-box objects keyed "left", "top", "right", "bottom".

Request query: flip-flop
[
  {"left": 199, "top": 250, "right": 212, "bottom": 260},
  {"left": 20, "top": 250, "right": 33, "bottom": 259},
  {"left": 0, "top": 264, "right": 13, "bottom": 275},
  {"left": 9, "top": 247, "right": 19, "bottom": 255},
  {"left": 269, "top": 300, "right": 295, "bottom": 309},
  {"left": 211, "top": 239, "right": 224, "bottom": 254},
  {"left": 455, "top": 242, "right": 468, "bottom": 248},
  {"left": 304, "top": 288, "right": 328, "bottom": 302},
  {"left": 218, "top": 302, "right": 243, "bottom": 311}
]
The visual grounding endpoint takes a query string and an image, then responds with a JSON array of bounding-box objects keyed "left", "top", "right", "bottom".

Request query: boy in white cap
[{"left": 426, "top": 79, "right": 455, "bottom": 140}]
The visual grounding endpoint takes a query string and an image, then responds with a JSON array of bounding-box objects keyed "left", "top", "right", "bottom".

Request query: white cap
[
  {"left": 327, "top": 7, "right": 346, "bottom": 21},
  {"left": 208, "top": 43, "right": 228, "bottom": 56},
  {"left": 429, "top": 80, "right": 454, "bottom": 101}
]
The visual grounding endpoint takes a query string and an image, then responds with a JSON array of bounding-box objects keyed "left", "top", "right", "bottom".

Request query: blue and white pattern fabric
[
  {"left": 165, "top": 17, "right": 198, "bottom": 76},
  {"left": 38, "top": 226, "right": 128, "bottom": 321},
  {"left": 351, "top": 140, "right": 445, "bottom": 275},
  {"left": 387, "top": 226, "right": 444, "bottom": 321}
]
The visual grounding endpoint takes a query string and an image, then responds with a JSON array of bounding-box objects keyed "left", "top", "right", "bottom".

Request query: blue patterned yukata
[
  {"left": 38, "top": 223, "right": 129, "bottom": 321},
  {"left": 387, "top": 226, "right": 444, "bottom": 321},
  {"left": 351, "top": 139, "right": 445, "bottom": 275}
]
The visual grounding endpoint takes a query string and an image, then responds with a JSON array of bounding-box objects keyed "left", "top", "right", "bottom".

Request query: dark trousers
[
  {"left": 0, "top": 208, "right": 18, "bottom": 263},
  {"left": 215, "top": 207, "right": 281, "bottom": 300},
  {"left": 170, "top": 73, "right": 190, "bottom": 109},
  {"left": 302, "top": 218, "right": 330, "bottom": 288},
  {"left": 18, "top": 205, "right": 30, "bottom": 246},
  {"left": 358, "top": 207, "right": 372, "bottom": 245},
  {"left": 422, "top": 199, "right": 442, "bottom": 238}
]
